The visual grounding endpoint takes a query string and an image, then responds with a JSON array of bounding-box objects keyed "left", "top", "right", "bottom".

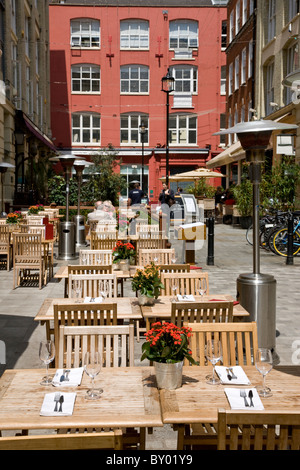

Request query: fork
[
  {"left": 54, "top": 392, "right": 60, "bottom": 412},
  {"left": 240, "top": 389, "right": 249, "bottom": 407}
]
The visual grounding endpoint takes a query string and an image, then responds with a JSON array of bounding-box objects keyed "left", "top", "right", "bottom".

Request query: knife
[
  {"left": 248, "top": 389, "right": 254, "bottom": 407},
  {"left": 226, "top": 368, "right": 232, "bottom": 381},
  {"left": 59, "top": 395, "right": 64, "bottom": 412}
]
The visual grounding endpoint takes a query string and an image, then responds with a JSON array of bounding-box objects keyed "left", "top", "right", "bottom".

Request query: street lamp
[
  {"left": 139, "top": 121, "right": 146, "bottom": 191},
  {"left": 161, "top": 68, "right": 175, "bottom": 186},
  {"left": 214, "top": 120, "right": 298, "bottom": 363}
]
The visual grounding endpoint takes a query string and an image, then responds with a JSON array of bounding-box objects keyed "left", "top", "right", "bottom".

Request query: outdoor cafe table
[
  {"left": 54, "top": 265, "right": 140, "bottom": 297},
  {"left": 159, "top": 365, "right": 300, "bottom": 450},
  {"left": 141, "top": 295, "right": 249, "bottom": 330},
  {"left": 0, "top": 367, "right": 162, "bottom": 446},
  {"left": 34, "top": 297, "right": 142, "bottom": 341}
]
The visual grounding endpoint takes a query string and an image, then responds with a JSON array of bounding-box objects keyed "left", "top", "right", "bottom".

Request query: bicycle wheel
[
  {"left": 272, "top": 228, "right": 300, "bottom": 257},
  {"left": 246, "top": 222, "right": 265, "bottom": 247},
  {"left": 246, "top": 224, "right": 253, "bottom": 245}
]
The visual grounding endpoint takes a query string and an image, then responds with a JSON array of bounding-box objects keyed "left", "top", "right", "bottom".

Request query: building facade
[
  {"left": 49, "top": 0, "right": 227, "bottom": 202},
  {"left": 0, "top": 0, "right": 56, "bottom": 211}
]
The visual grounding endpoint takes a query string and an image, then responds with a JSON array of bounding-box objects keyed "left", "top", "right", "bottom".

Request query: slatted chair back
[
  {"left": 160, "top": 271, "right": 209, "bottom": 296},
  {"left": 0, "top": 429, "right": 123, "bottom": 450},
  {"left": 138, "top": 248, "right": 175, "bottom": 266},
  {"left": 26, "top": 215, "right": 44, "bottom": 225},
  {"left": 136, "top": 234, "right": 167, "bottom": 251},
  {"left": 68, "top": 265, "right": 112, "bottom": 276},
  {"left": 53, "top": 302, "right": 118, "bottom": 367},
  {"left": 171, "top": 301, "right": 233, "bottom": 328},
  {"left": 28, "top": 225, "right": 46, "bottom": 237},
  {"left": 58, "top": 324, "right": 135, "bottom": 368},
  {"left": 91, "top": 231, "right": 118, "bottom": 250},
  {"left": 95, "top": 222, "right": 117, "bottom": 232},
  {"left": 68, "top": 273, "right": 117, "bottom": 299},
  {"left": 186, "top": 322, "right": 258, "bottom": 367},
  {"left": 12, "top": 232, "right": 45, "bottom": 289},
  {"left": 0, "top": 225, "right": 12, "bottom": 270},
  {"left": 136, "top": 224, "right": 159, "bottom": 234},
  {"left": 217, "top": 409, "right": 300, "bottom": 451},
  {"left": 158, "top": 264, "right": 191, "bottom": 274},
  {"left": 79, "top": 249, "right": 113, "bottom": 265}
]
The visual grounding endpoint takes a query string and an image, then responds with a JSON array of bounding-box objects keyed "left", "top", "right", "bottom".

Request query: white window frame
[
  {"left": 71, "top": 64, "right": 100, "bottom": 93},
  {"left": 242, "top": 0, "right": 247, "bottom": 25},
  {"left": 289, "top": 0, "right": 300, "bottom": 21},
  {"left": 169, "top": 114, "right": 197, "bottom": 145},
  {"left": 229, "top": 10, "right": 234, "bottom": 42},
  {"left": 265, "top": 61, "right": 274, "bottom": 115},
  {"left": 120, "top": 65, "right": 149, "bottom": 94},
  {"left": 169, "top": 20, "right": 198, "bottom": 49},
  {"left": 72, "top": 112, "right": 101, "bottom": 145},
  {"left": 171, "top": 65, "right": 197, "bottom": 94},
  {"left": 229, "top": 63, "right": 233, "bottom": 95},
  {"left": 221, "top": 65, "right": 226, "bottom": 95},
  {"left": 120, "top": 114, "right": 149, "bottom": 145},
  {"left": 241, "top": 47, "right": 247, "bottom": 84},
  {"left": 235, "top": 56, "right": 240, "bottom": 90},
  {"left": 248, "top": 39, "right": 253, "bottom": 78},
  {"left": 268, "top": 0, "right": 276, "bottom": 43},
  {"left": 70, "top": 19, "right": 100, "bottom": 48},
  {"left": 285, "top": 42, "right": 299, "bottom": 104},
  {"left": 120, "top": 20, "right": 149, "bottom": 49},
  {"left": 235, "top": 2, "right": 240, "bottom": 35},
  {"left": 11, "top": 0, "right": 17, "bottom": 34},
  {"left": 221, "top": 20, "right": 227, "bottom": 49}
]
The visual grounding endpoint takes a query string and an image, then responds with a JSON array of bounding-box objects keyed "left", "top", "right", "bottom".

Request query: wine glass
[
  {"left": 172, "top": 279, "right": 179, "bottom": 301},
  {"left": 198, "top": 278, "right": 207, "bottom": 298},
  {"left": 205, "top": 339, "right": 222, "bottom": 385},
  {"left": 81, "top": 254, "right": 87, "bottom": 265},
  {"left": 255, "top": 348, "right": 273, "bottom": 397},
  {"left": 84, "top": 351, "right": 103, "bottom": 400},
  {"left": 171, "top": 256, "right": 177, "bottom": 264},
  {"left": 73, "top": 280, "right": 82, "bottom": 303},
  {"left": 39, "top": 340, "right": 55, "bottom": 385}
]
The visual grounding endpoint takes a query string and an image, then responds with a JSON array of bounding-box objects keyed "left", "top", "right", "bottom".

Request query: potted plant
[
  {"left": 112, "top": 240, "right": 135, "bottom": 271},
  {"left": 232, "top": 179, "right": 253, "bottom": 229},
  {"left": 28, "top": 204, "right": 44, "bottom": 215},
  {"left": 131, "top": 263, "right": 164, "bottom": 305},
  {"left": 6, "top": 212, "right": 19, "bottom": 224},
  {"left": 141, "top": 321, "right": 198, "bottom": 389}
]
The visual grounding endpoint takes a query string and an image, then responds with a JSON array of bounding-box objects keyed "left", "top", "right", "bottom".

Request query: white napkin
[
  {"left": 215, "top": 366, "right": 251, "bottom": 385},
  {"left": 84, "top": 297, "right": 103, "bottom": 303},
  {"left": 224, "top": 388, "right": 264, "bottom": 410},
  {"left": 177, "top": 294, "right": 195, "bottom": 302},
  {"left": 52, "top": 367, "right": 84, "bottom": 387},
  {"left": 40, "top": 392, "right": 77, "bottom": 416}
]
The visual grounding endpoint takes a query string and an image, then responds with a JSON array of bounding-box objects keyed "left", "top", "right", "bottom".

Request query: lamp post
[
  {"left": 139, "top": 121, "right": 146, "bottom": 191},
  {"left": 73, "top": 159, "right": 94, "bottom": 247},
  {"left": 0, "top": 163, "right": 15, "bottom": 217},
  {"left": 215, "top": 120, "right": 298, "bottom": 363},
  {"left": 161, "top": 68, "right": 175, "bottom": 187}
]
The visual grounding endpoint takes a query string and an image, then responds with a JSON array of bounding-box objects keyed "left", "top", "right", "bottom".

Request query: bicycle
[
  {"left": 246, "top": 209, "right": 288, "bottom": 250},
  {"left": 272, "top": 217, "right": 300, "bottom": 257}
]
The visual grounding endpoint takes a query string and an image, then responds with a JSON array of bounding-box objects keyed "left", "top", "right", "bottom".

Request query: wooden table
[
  {"left": 34, "top": 297, "right": 143, "bottom": 340},
  {"left": 54, "top": 265, "right": 139, "bottom": 297},
  {"left": 0, "top": 367, "right": 162, "bottom": 448},
  {"left": 159, "top": 365, "right": 300, "bottom": 449},
  {"left": 142, "top": 294, "right": 249, "bottom": 329}
]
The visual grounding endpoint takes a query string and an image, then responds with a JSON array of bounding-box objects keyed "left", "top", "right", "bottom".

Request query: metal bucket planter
[
  {"left": 154, "top": 361, "right": 183, "bottom": 390},
  {"left": 118, "top": 259, "right": 130, "bottom": 271},
  {"left": 137, "top": 292, "right": 155, "bottom": 306}
]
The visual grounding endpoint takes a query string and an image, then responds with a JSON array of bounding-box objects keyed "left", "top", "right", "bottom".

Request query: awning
[
  {"left": 17, "top": 111, "right": 57, "bottom": 153},
  {"left": 206, "top": 141, "right": 245, "bottom": 168}
]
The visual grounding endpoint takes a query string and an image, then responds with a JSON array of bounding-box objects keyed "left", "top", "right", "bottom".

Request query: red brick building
[{"left": 49, "top": 0, "right": 227, "bottom": 202}]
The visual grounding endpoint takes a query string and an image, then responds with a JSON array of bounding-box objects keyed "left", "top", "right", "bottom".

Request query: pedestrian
[
  {"left": 159, "top": 182, "right": 174, "bottom": 205},
  {"left": 127, "top": 183, "right": 146, "bottom": 207}
]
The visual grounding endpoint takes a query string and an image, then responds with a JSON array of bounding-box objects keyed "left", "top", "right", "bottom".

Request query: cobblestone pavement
[{"left": 0, "top": 222, "right": 299, "bottom": 449}]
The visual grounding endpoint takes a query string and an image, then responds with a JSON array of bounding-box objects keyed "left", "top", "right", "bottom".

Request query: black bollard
[
  {"left": 206, "top": 217, "right": 214, "bottom": 266},
  {"left": 286, "top": 211, "right": 294, "bottom": 265}
]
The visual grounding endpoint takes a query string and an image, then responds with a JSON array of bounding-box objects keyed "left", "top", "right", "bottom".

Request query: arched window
[
  {"left": 120, "top": 114, "right": 149, "bottom": 144},
  {"left": 120, "top": 19, "right": 149, "bottom": 49},
  {"left": 70, "top": 18, "right": 100, "bottom": 48},
  {"left": 120, "top": 65, "right": 149, "bottom": 94}
]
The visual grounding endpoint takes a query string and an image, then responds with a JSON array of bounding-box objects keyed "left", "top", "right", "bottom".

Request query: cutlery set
[
  {"left": 59, "top": 369, "right": 70, "bottom": 382},
  {"left": 226, "top": 367, "right": 237, "bottom": 381},
  {"left": 240, "top": 389, "right": 254, "bottom": 407},
  {"left": 53, "top": 393, "right": 64, "bottom": 412}
]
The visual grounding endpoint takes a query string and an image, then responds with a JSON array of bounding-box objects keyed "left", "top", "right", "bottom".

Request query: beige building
[
  {"left": 208, "top": 0, "right": 300, "bottom": 195},
  {"left": 0, "top": 0, "right": 56, "bottom": 213}
]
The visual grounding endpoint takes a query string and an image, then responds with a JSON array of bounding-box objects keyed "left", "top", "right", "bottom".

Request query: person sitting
[{"left": 87, "top": 201, "right": 111, "bottom": 223}]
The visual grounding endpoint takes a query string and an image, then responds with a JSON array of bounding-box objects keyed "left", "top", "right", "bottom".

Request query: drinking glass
[
  {"left": 81, "top": 254, "right": 87, "bottom": 265},
  {"left": 255, "top": 348, "right": 273, "bottom": 397},
  {"left": 205, "top": 339, "right": 222, "bottom": 384},
  {"left": 73, "top": 280, "right": 82, "bottom": 303},
  {"left": 39, "top": 340, "right": 55, "bottom": 385},
  {"left": 198, "top": 278, "right": 207, "bottom": 298},
  {"left": 171, "top": 256, "right": 177, "bottom": 264},
  {"left": 84, "top": 351, "right": 103, "bottom": 400},
  {"left": 172, "top": 279, "right": 179, "bottom": 301}
]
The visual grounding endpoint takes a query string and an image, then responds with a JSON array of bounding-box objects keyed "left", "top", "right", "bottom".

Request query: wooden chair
[
  {"left": 12, "top": 232, "right": 45, "bottom": 289},
  {"left": 26, "top": 215, "right": 44, "bottom": 225},
  {"left": 58, "top": 324, "right": 135, "bottom": 368},
  {"left": 0, "top": 429, "right": 123, "bottom": 450},
  {"left": 68, "top": 265, "right": 112, "bottom": 276},
  {"left": 158, "top": 264, "right": 191, "bottom": 274},
  {"left": 79, "top": 249, "right": 113, "bottom": 265},
  {"left": 68, "top": 273, "right": 117, "bottom": 299},
  {"left": 160, "top": 271, "right": 209, "bottom": 296},
  {"left": 0, "top": 225, "right": 12, "bottom": 270},
  {"left": 90, "top": 232, "right": 117, "bottom": 250},
  {"left": 53, "top": 302, "right": 118, "bottom": 367},
  {"left": 138, "top": 248, "right": 175, "bottom": 266},
  {"left": 136, "top": 233, "right": 167, "bottom": 252},
  {"left": 136, "top": 224, "right": 159, "bottom": 234},
  {"left": 186, "top": 322, "right": 258, "bottom": 366},
  {"left": 217, "top": 409, "right": 300, "bottom": 450},
  {"left": 171, "top": 301, "right": 233, "bottom": 327}
]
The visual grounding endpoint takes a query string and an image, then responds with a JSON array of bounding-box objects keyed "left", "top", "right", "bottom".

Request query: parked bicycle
[
  {"left": 245, "top": 209, "right": 288, "bottom": 250},
  {"left": 271, "top": 214, "right": 300, "bottom": 257}
]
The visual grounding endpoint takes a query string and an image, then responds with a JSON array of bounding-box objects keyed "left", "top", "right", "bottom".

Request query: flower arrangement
[
  {"left": 131, "top": 262, "right": 164, "bottom": 298},
  {"left": 28, "top": 204, "right": 43, "bottom": 215},
  {"left": 141, "top": 321, "right": 198, "bottom": 365},
  {"left": 116, "top": 211, "right": 130, "bottom": 232},
  {"left": 112, "top": 240, "right": 135, "bottom": 264},
  {"left": 6, "top": 212, "right": 19, "bottom": 224}
]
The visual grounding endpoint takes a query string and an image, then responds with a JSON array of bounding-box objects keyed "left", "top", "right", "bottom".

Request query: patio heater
[
  {"left": 0, "top": 162, "right": 15, "bottom": 217},
  {"left": 215, "top": 120, "right": 298, "bottom": 363},
  {"left": 72, "top": 159, "right": 94, "bottom": 247}
]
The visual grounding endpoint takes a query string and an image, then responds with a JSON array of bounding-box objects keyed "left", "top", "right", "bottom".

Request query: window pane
[
  {"left": 82, "top": 130, "right": 90, "bottom": 142},
  {"left": 140, "top": 81, "right": 148, "bottom": 93},
  {"left": 131, "top": 116, "right": 138, "bottom": 128},
  {"left": 131, "top": 130, "right": 138, "bottom": 143},
  {"left": 189, "top": 130, "right": 196, "bottom": 143},
  {"left": 72, "top": 115, "right": 80, "bottom": 127},
  {"left": 82, "top": 80, "right": 90, "bottom": 92},
  {"left": 82, "top": 115, "right": 90, "bottom": 127},
  {"left": 130, "top": 81, "right": 139, "bottom": 93},
  {"left": 121, "top": 130, "right": 128, "bottom": 143}
]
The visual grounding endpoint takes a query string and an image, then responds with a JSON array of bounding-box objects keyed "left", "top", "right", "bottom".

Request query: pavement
[{"left": 0, "top": 221, "right": 299, "bottom": 449}]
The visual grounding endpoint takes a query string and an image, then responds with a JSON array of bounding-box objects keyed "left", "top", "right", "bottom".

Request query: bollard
[
  {"left": 286, "top": 211, "right": 294, "bottom": 265},
  {"left": 206, "top": 217, "right": 214, "bottom": 266}
]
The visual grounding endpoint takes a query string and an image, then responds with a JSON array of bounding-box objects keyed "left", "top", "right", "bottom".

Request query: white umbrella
[{"left": 159, "top": 167, "right": 225, "bottom": 182}]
